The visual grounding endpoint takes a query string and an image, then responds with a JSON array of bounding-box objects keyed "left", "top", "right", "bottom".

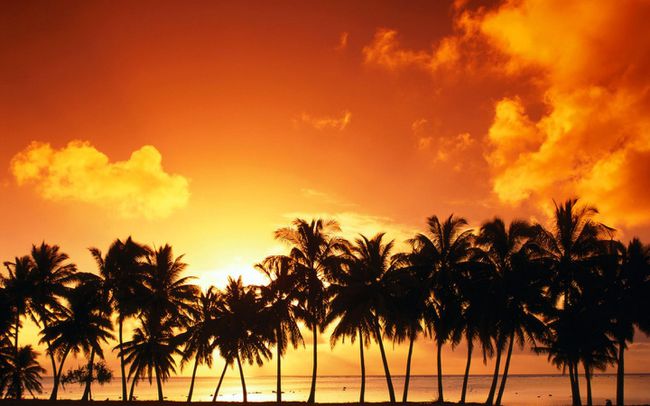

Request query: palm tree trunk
[
  {"left": 129, "top": 368, "right": 140, "bottom": 401},
  {"left": 81, "top": 348, "right": 96, "bottom": 400},
  {"left": 277, "top": 327, "right": 282, "bottom": 403},
  {"left": 616, "top": 339, "right": 624, "bottom": 406},
  {"left": 569, "top": 362, "right": 577, "bottom": 405},
  {"left": 436, "top": 340, "right": 444, "bottom": 403},
  {"left": 307, "top": 321, "right": 317, "bottom": 404},
  {"left": 212, "top": 361, "right": 229, "bottom": 402},
  {"left": 236, "top": 354, "right": 247, "bottom": 403},
  {"left": 359, "top": 328, "right": 366, "bottom": 404},
  {"left": 155, "top": 366, "right": 164, "bottom": 401},
  {"left": 187, "top": 354, "right": 200, "bottom": 402},
  {"left": 40, "top": 318, "right": 58, "bottom": 397},
  {"left": 495, "top": 331, "right": 515, "bottom": 406},
  {"left": 374, "top": 318, "right": 396, "bottom": 403},
  {"left": 569, "top": 361, "right": 582, "bottom": 406},
  {"left": 461, "top": 338, "right": 473, "bottom": 404},
  {"left": 584, "top": 363, "right": 592, "bottom": 406},
  {"left": 402, "top": 332, "right": 415, "bottom": 403},
  {"left": 486, "top": 339, "right": 503, "bottom": 405},
  {"left": 574, "top": 361, "right": 582, "bottom": 406},
  {"left": 51, "top": 345, "right": 72, "bottom": 400},
  {"left": 119, "top": 317, "right": 128, "bottom": 401},
  {"left": 13, "top": 311, "right": 19, "bottom": 356}
]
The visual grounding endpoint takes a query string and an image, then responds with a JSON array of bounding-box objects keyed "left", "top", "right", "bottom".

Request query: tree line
[{"left": 0, "top": 198, "right": 648, "bottom": 406}]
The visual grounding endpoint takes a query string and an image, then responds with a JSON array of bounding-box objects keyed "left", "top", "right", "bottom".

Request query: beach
[{"left": 25, "top": 374, "right": 650, "bottom": 406}]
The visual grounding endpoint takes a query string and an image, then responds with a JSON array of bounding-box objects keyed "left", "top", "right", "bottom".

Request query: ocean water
[{"left": 40, "top": 374, "right": 650, "bottom": 405}]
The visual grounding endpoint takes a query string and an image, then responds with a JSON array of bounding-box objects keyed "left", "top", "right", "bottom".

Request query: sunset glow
[{"left": 1, "top": 0, "right": 650, "bottom": 392}]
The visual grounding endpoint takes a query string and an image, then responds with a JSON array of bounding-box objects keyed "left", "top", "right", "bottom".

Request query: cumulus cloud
[
  {"left": 364, "top": 0, "right": 650, "bottom": 227},
  {"left": 11, "top": 141, "right": 190, "bottom": 219},
  {"left": 294, "top": 110, "right": 352, "bottom": 131},
  {"left": 478, "top": 0, "right": 650, "bottom": 227}
]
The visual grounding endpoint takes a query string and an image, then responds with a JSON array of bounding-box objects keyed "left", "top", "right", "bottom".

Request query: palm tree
[
  {"left": 89, "top": 237, "right": 149, "bottom": 401},
  {"left": 123, "top": 244, "right": 198, "bottom": 402},
  {"left": 382, "top": 262, "right": 428, "bottom": 403},
  {"left": 407, "top": 214, "right": 472, "bottom": 402},
  {"left": 0, "top": 345, "right": 45, "bottom": 399},
  {"left": 325, "top": 234, "right": 386, "bottom": 403},
  {"left": 475, "top": 218, "right": 546, "bottom": 406},
  {"left": 143, "top": 244, "right": 198, "bottom": 324},
  {"left": 2, "top": 256, "right": 35, "bottom": 361},
  {"left": 218, "top": 276, "right": 273, "bottom": 403},
  {"left": 0, "top": 338, "right": 13, "bottom": 397},
  {"left": 29, "top": 243, "right": 77, "bottom": 399},
  {"left": 274, "top": 218, "right": 348, "bottom": 403},
  {"left": 121, "top": 316, "right": 179, "bottom": 401},
  {"left": 534, "top": 306, "right": 583, "bottom": 405},
  {"left": 455, "top": 260, "right": 496, "bottom": 405},
  {"left": 177, "top": 286, "right": 220, "bottom": 402},
  {"left": 532, "top": 199, "right": 609, "bottom": 406},
  {"left": 40, "top": 273, "right": 114, "bottom": 400},
  {"left": 605, "top": 238, "right": 650, "bottom": 406},
  {"left": 256, "top": 256, "right": 304, "bottom": 403},
  {"left": 0, "top": 286, "right": 12, "bottom": 398}
]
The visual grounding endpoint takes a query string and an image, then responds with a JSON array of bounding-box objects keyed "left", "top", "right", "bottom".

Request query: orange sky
[{"left": 1, "top": 0, "right": 650, "bottom": 378}]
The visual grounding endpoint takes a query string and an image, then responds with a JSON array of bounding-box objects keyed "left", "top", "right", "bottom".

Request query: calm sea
[{"left": 39, "top": 374, "right": 650, "bottom": 405}]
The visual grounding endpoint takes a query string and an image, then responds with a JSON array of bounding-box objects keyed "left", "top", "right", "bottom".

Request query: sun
[{"left": 189, "top": 256, "right": 269, "bottom": 292}]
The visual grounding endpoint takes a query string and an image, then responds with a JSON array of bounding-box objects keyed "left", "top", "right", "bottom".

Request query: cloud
[
  {"left": 363, "top": 1, "right": 650, "bottom": 227},
  {"left": 411, "top": 118, "right": 474, "bottom": 165},
  {"left": 11, "top": 140, "right": 190, "bottom": 219},
  {"left": 477, "top": 0, "right": 650, "bottom": 227},
  {"left": 363, "top": 28, "right": 462, "bottom": 73},
  {"left": 336, "top": 32, "right": 349, "bottom": 51},
  {"left": 294, "top": 110, "right": 352, "bottom": 132}
]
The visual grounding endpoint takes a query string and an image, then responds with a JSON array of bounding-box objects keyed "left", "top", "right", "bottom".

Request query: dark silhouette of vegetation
[
  {"left": 0, "top": 345, "right": 45, "bottom": 399},
  {"left": 89, "top": 237, "right": 148, "bottom": 401},
  {"left": 0, "top": 199, "right": 648, "bottom": 405},
  {"left": 274, "top": 219, "right": 348, "bottom": 404},
  {"left": 256, "top": 256, "right": 304, "bottom": 403},
  {"left": 60, "top": 360, "right": 113, "bottom": 400}
]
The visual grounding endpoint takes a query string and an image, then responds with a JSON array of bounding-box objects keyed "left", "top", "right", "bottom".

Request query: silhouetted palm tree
[
  {"left": 382, "top": 261, "right": 427, "bottom": 403},
  {"left": 533, "top": 199, "right": 609, "bottom": 406},
  {"left": 218, "top": 276, "right": 272, "bottom": 403},
  {"left": 123, "top": 244, "right": 198, "bottom": 402},
  {"left": 29, "top": 242, "right": 77, "bottom": 397},
  {"left": 475, "top": 218, "right": 546, "bottom": 406},
  {"left": 348, "top": 234, "right": 398, "bottom": 402},
  {"left": 408, "top": 214, "right": 472, "bottom": 402},
  {"left": 143, "top": 244, "right": 199, "bottom": 325},
  {"left": 256, "top": 256, "right": 304, "bottom": 403},
  {"left": 121, "top": 316, "right": 179, "bottom": 401},
  {"left": 89, "top": 237, "right": 148, "bottom": 401},
  {"left": 0, "top": 339, "right": 12, "bottom": 397},
  {"left": 177, "top": 287, "right": 220, "bottom": 402},
  {"left": 604, "top": 238, "right": 650, "bottom": 406},
  {"left": 274, "top": 218, "right": 347, "bottom": 403},
  {"left": 2, "top": 256, "right": 35, "bottom": 360},
  {"left": 40, "top": 273, "right": 114, "bottom": 400},
  {"left": 0, "top": 345, "right": 44, "bottom": 399},
  {"left": 535, "top": 306, "right": 583, "bottom": 405},
  {"left": 455, "top": 260, "right": 496, "bottom": 404}
]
